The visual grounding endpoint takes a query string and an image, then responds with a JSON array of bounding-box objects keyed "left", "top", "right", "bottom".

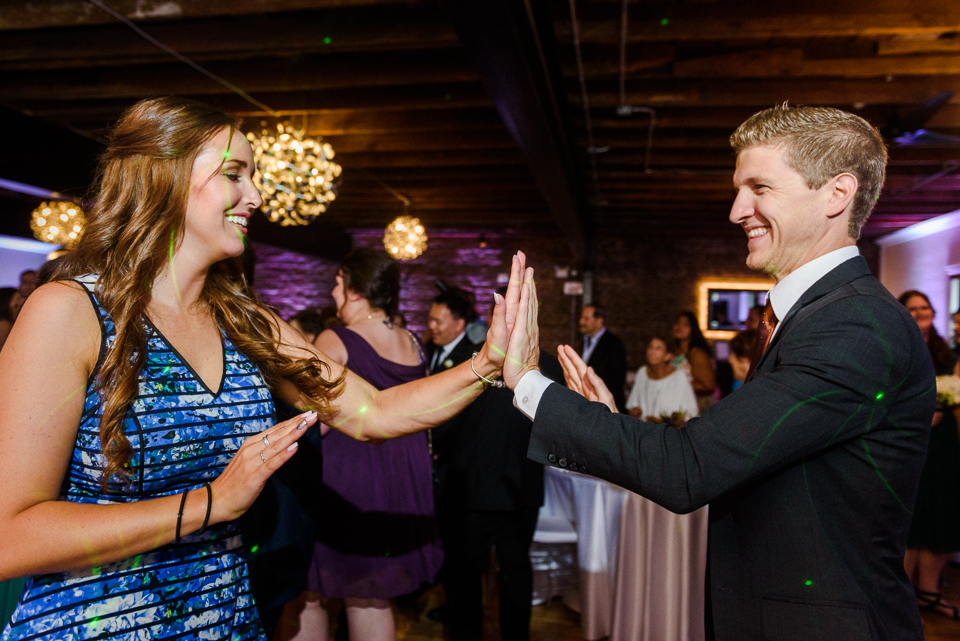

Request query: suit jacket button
[
  {"left": 547, "top": 454, "right": 557, "bottom": 463},
  {"left": 558, "top": 458, "right": 568, "bottom": 467}
]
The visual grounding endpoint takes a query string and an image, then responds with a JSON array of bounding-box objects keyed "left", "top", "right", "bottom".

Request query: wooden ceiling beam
[
  {"left": 0, "top": 50, "right": 479, "bottom": 101},
  {"left": 322, "top": 130, "right": 517, "bottom": 153},
  {"left": 0, "top": 0, "right": 415, "bottom": 30},
  {"left": 579, "top": 77, "right": 960, "bottom": 109},
  {"left": 444, "top": 0, "right": 590, "bottom": 263},
  {"left": 334, "top": 149, "right": 525, "bottom": 168},
  {"left": 672, "top": 48, "right": 960, "bottom": 78},
  {"left": 16, "top": 84, "right": 494, "bottom": 125},
  {"left": 0, "top": 6, "right": 457, "bottom": 69},
  {"left": 553, "top": 1, "right": 960, "bottom": 43}
]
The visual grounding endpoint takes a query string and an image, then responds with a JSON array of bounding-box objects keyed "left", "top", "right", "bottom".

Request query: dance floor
[{"left": 388, "top": 564, "right": 960, "bottom": 641}]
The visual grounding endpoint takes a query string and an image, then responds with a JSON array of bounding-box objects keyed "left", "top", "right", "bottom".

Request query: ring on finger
[
  {"left": 262, "top": 434, "right": 271, "bottom": 447},
  {"left": 259, "top": 449, "right": 266, "bottom": 464}
]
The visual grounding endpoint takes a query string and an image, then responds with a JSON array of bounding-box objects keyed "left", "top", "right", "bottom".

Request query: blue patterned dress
[{"left": 2, "top": 275, "right": 275, "bottom": 641}]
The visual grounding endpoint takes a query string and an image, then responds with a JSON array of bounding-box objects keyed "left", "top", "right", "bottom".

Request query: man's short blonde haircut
[{"left": 730, "top": 104, "right": 888, "bottom": 240}]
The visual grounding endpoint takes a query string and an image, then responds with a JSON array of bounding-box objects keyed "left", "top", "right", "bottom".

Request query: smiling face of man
[{"left": 729, "top": 144, "right": 846, "bottom": 282}]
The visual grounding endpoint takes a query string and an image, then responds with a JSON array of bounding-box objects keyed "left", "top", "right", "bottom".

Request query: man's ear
[
  {"left": 455, "top": 318, "right": 466, "bottom": 334},
  {"left": 826, "top": 173, "right": 858, "bottom": 219}
]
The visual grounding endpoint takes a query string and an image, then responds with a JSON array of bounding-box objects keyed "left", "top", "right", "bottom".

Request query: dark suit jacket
[
  {"left": 426, "top": 334, "right": 478, "bottom": 376},
  {"left": 439, "top": 351, "right": 564, "bottom": 511},
  {"left": 584, "top": 329, "right": 628, "bottom": 412},
  {"left": 427, "top": 335, "right": 482, "bottom": 459},
  {"left": 529, "top": 257, "right": 934, "bottom": 641}
]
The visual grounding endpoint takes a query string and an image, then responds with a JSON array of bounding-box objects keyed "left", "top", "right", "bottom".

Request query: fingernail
[
  {"left": 287, "top": 442, "right": 298, "bottom": 452},
  {"left": 297, "top": 419, "right": 307, "bottom": 430}
]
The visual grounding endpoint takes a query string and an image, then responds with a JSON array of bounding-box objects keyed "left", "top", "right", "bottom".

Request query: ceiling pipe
[{"left": 617, "top": 0, "right": 656, "bottom": 174}]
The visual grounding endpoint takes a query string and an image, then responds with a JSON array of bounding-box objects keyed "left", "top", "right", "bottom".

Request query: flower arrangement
[
  {"left": 647, "top": 411, "right": 689, "bottom": 429},
  {"left": 937, "top": 375, "right": 960, "bottom": 408}
]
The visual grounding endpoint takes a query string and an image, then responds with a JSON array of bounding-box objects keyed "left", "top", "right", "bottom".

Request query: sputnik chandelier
[
  {"left": 383, "top": 214, "right": 427, "bottom": 261},
  {"left": 247, "top": 121, "right": 342, "bottom": 226},
  {"left": 30, "top": 200, "right": 86, "bottom": 248}
]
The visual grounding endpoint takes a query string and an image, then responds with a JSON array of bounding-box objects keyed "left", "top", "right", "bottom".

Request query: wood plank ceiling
[{"left": 0, "top": 0, "right": 958, "bottom": 259}]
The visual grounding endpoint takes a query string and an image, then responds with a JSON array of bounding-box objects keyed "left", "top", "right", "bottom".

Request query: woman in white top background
[{"left": 625, "top": 334, "right": 698, "bottom": 426}]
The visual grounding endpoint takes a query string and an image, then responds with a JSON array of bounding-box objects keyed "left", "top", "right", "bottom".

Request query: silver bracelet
[{"left": 471, "top": 352, "right": 505, "bottom": 388}]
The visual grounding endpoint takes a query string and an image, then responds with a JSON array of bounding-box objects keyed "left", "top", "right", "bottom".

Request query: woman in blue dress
[{"left": 0, "top": 97, "right": 535, "bottom": 641}]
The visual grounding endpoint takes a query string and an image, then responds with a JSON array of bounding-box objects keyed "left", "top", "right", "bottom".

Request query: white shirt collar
[
  {"left": 582, "top": 326, "right": 606, "bottom": 360},
  {"left": 768, "top": 246, "right": 860, "bottom": 324},
  {"left": 438, "top": 330, "right": 467, "bottom": 360}
]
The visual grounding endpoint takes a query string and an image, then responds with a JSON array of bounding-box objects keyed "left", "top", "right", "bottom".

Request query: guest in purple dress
[{"left": 276, "top": 248, "right": 441, "bottom": 641}]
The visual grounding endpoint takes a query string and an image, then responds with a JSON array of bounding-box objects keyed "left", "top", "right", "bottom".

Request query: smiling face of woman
[
  {"left": 180, "top": 127, "right": 263, "bottom": 266},
  {"left": 904, "top": 294, "right": 934, "bottom": 335},
  {"left": 672, "top": 315, "right": 691, "bottom": 341}
]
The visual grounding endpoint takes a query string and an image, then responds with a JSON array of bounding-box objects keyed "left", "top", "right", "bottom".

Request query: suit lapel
[{"left": 754, "top": 256, "right": 871, "bottom": 374}]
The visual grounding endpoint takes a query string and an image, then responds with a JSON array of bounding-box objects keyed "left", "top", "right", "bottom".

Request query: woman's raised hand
[
  {"left": 208, "top": 410, "right": 318, "bottom": 524},
  {"left": 502, "top": 257, "right": 540, "bottom": 389},
  {"left": 480, "top": 252, "right": 528, "bottom": 370}
]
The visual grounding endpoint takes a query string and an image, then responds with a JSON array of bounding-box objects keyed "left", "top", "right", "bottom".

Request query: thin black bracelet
[
  {"left": 175, "top": 490, "right": 189, "bottom": 544},
  {"left": 198, "top": 482, "right": 213, "bottom": 535}
]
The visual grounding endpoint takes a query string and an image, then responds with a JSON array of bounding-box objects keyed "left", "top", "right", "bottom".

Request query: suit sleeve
[{"left": 528, "top": 294, "right": 934, "bottom": 513}]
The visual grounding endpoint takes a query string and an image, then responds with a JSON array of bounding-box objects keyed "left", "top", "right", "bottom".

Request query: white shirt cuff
[{"left": 513, "top": 369, "right": 554, "bottom": 420}]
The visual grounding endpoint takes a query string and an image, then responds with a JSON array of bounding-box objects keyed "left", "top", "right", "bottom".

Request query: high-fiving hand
[
  {"left": 502, "top": 253, "right": 540, "bottom": 389},
  {"left": 557, "top": 345, "right": 618, "bottom": 413}
]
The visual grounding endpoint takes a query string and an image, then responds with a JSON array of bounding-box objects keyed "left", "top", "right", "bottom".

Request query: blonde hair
[
  {"left": 53, "top": 97, "right": 343, "bottom": 487},
  {"left": 730, "top": 104, "right": 887, "bottom": 240}
]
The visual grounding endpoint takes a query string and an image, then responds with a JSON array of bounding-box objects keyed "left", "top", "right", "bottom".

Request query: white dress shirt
[
  {"left": 431, "top": 330, "right": 467, "bottom": 371},
  {"left": 515, "top": 246, "right": 861, "bottom": 420},
  {"left": 581, "top": 326, "right": 606, "bottom": 363}
]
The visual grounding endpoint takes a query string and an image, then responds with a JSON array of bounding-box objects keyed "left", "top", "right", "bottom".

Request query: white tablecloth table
[
  {"left": 538, "top": 466, "right": 630, "bottom": 641},
  {"left": 537, "top": 466, "right": 708, "bottom": 641},
  {"left": 610, "top": 494, "right": 708, "bottom": 641}
]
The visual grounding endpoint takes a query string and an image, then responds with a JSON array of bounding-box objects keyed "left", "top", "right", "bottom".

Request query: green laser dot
[
  {"left": 359, "top": 406, "right": 369, "bottom": 414},
  {"left": 444, "top": 93, "right": 452, "bottom": 100},
  {"left": 250, "top": 545, "right": 259, "bottom": 554},
  {"left": 805, "top": 580, "right": 813, "bottom": 586},
  {"left": 660, "top": 18, "right": 669, "bottom": 25},
  {"left": 323, "top": 37, "right": 331, "bottom": 44},
  {"left": 875, "top": 392, "right": 884, "bottom": 401}
]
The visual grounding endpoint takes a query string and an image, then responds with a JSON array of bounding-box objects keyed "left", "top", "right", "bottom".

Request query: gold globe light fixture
[
  {"left": 383, "top": 215, "right": 427, "bottom": 261},
  {"left": 30, "top": 200, "right": 86, "bottom": 248},
  {"left": 247, "top": 121, "right": 341, "bottom": 226}
]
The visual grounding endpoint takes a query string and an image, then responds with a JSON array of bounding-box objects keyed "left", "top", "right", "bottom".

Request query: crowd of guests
[{"left": 0, "top": 94, "right": 958, "bottom": 641}]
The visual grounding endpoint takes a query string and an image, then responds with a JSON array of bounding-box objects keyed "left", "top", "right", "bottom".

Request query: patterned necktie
[{"left": 746, "top": 300, "right": 778, "bottom": 381}]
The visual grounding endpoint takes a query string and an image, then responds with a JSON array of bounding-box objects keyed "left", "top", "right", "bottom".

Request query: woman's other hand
[{"left": 209, "top": 410, "right": 318, "bottom": 523}]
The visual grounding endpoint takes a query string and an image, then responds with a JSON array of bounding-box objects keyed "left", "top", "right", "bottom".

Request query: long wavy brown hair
[{"left": 53, "top": 97, "right": 343, "bottom": 488}]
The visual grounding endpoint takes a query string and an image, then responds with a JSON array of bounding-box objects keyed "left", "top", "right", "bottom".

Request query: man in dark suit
[
  {"left": 502, "top": 105, "right": 935, "bottom": 640},
  {"left": 426, "top": 290, "right": 480, "bottom": 377},
  {"left": 435, "top": 349, "right": 563, "bottom": 641},
  {"left": 422, "top": 289, "right": 481, "bottom": 623},
  {"left": 578, "top": 303, "right": 627, "bottom": 411}
]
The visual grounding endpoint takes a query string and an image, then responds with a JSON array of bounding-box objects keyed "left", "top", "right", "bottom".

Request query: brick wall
[{"left": 252, "top": 228, "right": 879, "bottom": 373}]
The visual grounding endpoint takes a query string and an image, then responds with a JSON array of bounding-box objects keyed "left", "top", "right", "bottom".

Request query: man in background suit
[
  {"left": 426, "top": 290, "right": 479, "bottom": 377},
  {"left": 502, "top": 105, "right": 935, "bottom": 640},
  {"left": 423, "top": 288, "right": 481, "bottom": 623},
  {"left": 578, "top": 303, "right": 627, "bottom": 412},
  {"left": 435, "top": 290, "right": 565, "bottom": 641}
]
